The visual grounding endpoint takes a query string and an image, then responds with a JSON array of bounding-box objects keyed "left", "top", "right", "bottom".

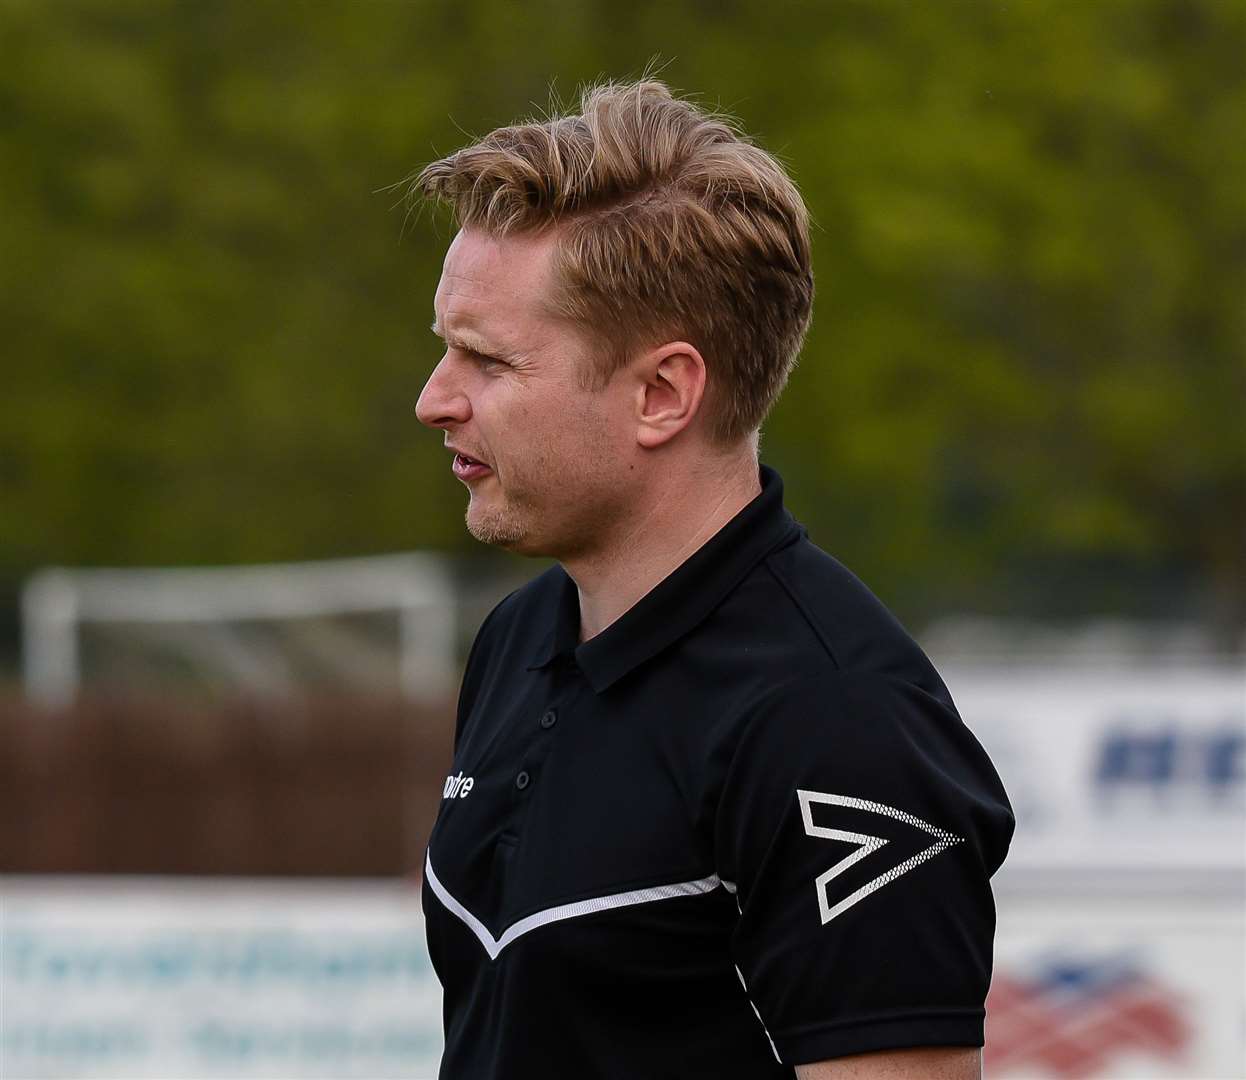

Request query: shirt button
[
  {"left": 515, "top": 771, "right": 531, "bottom": 790},
  {"left": 539, "top": 709, "right": 558, "bottom": 730}
]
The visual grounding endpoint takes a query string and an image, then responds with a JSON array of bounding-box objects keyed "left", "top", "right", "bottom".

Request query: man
[{"left": 412, "top": 80, "right": 1013, "bottom": 1079}]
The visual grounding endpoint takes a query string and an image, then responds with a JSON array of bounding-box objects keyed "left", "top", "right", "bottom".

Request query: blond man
[{"left": 413, "top": 80, "right": 1012, "bottom": 1080}]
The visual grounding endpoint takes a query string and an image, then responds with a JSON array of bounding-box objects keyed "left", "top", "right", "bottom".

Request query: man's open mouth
[{"left": 452, "top": 453, "right": 492, "bottom": 479}]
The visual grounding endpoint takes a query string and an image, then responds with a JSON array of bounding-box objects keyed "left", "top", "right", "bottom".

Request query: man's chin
[{"left": 465, "top": 505, "right": 534, "bottom": 553}]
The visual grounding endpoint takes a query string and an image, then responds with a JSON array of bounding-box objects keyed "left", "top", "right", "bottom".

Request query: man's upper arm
[
  {"left": 795, "top": 1046, "right": 982, "bottom": 1079},
  {"left": 715, "top": 670, "right": 1013, "bottom": 1065}
]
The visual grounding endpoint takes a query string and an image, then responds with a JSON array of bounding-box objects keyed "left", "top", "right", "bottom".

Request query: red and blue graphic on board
[{"left": 985, "top": 952, "right": 1193, "bottom": 1078}]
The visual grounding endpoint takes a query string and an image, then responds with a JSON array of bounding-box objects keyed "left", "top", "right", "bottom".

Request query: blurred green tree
[{"left": 1, "top": 0, "right": 1242, "bottom": 632}]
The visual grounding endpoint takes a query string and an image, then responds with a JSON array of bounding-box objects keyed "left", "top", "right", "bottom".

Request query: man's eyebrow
[{"left": 429, "top": 320, "right": 518, "bottom": 360}]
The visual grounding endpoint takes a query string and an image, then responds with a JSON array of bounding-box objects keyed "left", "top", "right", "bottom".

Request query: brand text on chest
[{"left": 442, "top": 771, "right": 475, "bottom": 799}]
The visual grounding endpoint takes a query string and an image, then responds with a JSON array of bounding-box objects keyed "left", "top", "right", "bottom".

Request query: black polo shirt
[{"left": 422, "top": 465, "right": 1013, "bottom": 1079}]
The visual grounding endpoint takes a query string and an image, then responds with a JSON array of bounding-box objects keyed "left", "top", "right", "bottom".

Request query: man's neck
[{"left": 564, "top": 455, "right": 763, "bottom": 643}]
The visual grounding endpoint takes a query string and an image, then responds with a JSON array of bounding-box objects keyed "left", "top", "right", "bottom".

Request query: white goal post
[{"left": 21, "top": 553, "right": 457, "bottom": 706}]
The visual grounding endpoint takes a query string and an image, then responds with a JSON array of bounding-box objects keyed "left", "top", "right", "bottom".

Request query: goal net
[{"left": 21, "top": 553, "right": 457, "bottom": 706}]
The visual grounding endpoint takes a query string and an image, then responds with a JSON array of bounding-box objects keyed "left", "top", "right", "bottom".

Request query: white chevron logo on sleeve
[{"left": 796, "top": 790, "right": 964, "bottom": 926}]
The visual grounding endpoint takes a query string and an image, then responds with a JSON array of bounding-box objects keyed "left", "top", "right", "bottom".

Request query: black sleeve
[{"left": 714, "top": 670, "right": 1014, "bottom": 1065}]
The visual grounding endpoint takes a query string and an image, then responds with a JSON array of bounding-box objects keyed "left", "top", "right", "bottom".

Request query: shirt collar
[{"left": 525, "top": 464, "right": 803, "bottom": 693}]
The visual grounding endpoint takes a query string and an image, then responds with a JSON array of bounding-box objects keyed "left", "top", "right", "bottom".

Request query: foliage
[{"left": 2, "top": 0, "right": 1242, "bottom": 626}]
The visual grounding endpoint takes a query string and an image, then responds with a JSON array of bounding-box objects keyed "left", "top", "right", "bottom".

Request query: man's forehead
[
  {"left": 430, "top": 280, "right": 518, "bottom": 356},
  {"left": 440, "top": 227, "right": 554, "bottom": 293},
  {"left": 432, "top": 228, "right": 559, "bottom": 344}
]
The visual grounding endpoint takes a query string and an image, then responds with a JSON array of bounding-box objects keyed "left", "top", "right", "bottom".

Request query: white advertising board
[
  {"left": 1, "top": 877, "right": 442, "bottom": 1079},
  {"left": 4, "top": 879, "right": 1243, "bottom": 1079},
  {"left": 945, "top": 666, "right": 1245, "bottom": 885}
]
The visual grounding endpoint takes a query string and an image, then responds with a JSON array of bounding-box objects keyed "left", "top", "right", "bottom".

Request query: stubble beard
[
  {"left": 462, "top": 422, "right": 626, "bottom": 558},
  {"left": 463, "top": 478, "right": 619, "bottom": 561},
  {"left": 464, "top": 495, "right": 528, "bottom": 550},
  {"left": 463, "top": 475, "right": 546, "bottom": 553}
]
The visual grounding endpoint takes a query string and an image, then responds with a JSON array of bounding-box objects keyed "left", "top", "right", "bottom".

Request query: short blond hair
[{"left": 412, "top": 80, "right": 814, "bottom": 443}]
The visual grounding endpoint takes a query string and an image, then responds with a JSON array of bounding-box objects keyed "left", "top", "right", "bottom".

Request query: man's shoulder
[
  {"left": 455, "top": 566, "right": 564, "bottom": 724},
  {"left": 468, "top": 563, "right": 564, "bottom": 653},
  {"left": 486, "top": 562, "right": 563, "bottom": 622},
  {"left": 749, "top": 531, "right": 946, "bottom": 695}
]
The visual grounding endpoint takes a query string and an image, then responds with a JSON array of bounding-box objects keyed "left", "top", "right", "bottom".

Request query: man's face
[{"left": 417, "top": 228, "right": 639, "bottom": 558}]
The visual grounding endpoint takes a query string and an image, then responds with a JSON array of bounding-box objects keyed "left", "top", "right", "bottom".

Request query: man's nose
[{"left": 415, "top": 357, "right": 471, "bottom": 429}]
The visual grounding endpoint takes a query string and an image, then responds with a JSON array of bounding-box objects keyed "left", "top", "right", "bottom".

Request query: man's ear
[{"left": 634, "top": 342, "right": 707, "bottom": 449}]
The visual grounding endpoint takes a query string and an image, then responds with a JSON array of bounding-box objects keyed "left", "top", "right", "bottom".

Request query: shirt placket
[{"left": 505, "top": 655, "right": 582, "bottom": 837}]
